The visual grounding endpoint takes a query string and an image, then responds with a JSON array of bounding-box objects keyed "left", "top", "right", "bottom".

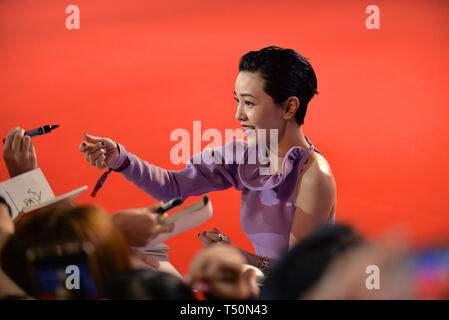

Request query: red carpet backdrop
[{"left": 1, "top": 0, "right": 448, "bottom": 274}]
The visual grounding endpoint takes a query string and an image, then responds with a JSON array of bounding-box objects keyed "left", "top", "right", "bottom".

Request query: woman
[{"left": 79, "top": 46, "right": 337, "bottom": 273}]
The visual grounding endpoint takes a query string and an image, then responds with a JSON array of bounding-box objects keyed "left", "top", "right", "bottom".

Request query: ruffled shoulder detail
[{"left": 237, "top": 142, "right": 315, "bottom": 191}]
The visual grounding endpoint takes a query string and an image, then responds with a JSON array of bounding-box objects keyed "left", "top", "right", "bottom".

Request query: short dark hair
[
  {"left": 239, "top": 46, "right": 318, "bottom": 125},
  {"left": 103, "top": 270, "right": 195, "bottom": 300},
  {"left": 258, "top": 224, "right": 362, "bottom": 300}
]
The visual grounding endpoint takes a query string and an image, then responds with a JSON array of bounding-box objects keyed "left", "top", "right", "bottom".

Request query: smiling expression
[{"left": 234, "top": 71, "right": 286, "bottom": 145}]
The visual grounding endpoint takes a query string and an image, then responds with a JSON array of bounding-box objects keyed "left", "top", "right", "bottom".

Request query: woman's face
[{"left": 234, "top": 71, "right": 285, "bottom": 145}]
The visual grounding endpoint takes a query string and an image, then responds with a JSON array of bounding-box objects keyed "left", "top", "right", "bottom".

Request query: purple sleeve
[{"left": 111, "top": 142, "right": 240, "bottom": 203}]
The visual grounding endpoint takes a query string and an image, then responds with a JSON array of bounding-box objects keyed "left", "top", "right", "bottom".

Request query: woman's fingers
[
  {"left": 82, "top": 142, "right": 104, "bottom": 166},
  {"left": 212, "top": 227, "right": 222, "bottom": 234},
  {"left": 198, "top": 231, "right": 220, "bottom": 249},
  {"left": 80, "top": 140, "right": 108, "bottom": 169},
  {"left": 85, "top": 142, "right": 104, "bottom": 154},
  {"left": 79, "top": 140, "right": 103, "bottom": 155},
  {"left": 83, "top": 133, "right": 104, "bottom": 144},
  {"left": 198, "top": 232, "right": 212, "bottom": 246},
  {"left": 79, "top": 134, "right": 120, "bottom": 170},
  {"left": 197, "top": 229, "right": 228, "bottom": 247},
  {"left": 88, "top": 148, "right": 106, "bottom": 164},
  {"left": 82, "top": 143, "right": 99, "bottom": 158},
  {"left": 204, "top": 230, "right": 222, "bottom": 242},
  {"left": 94, "top": 154, "right": 107, "bottom": 169}
]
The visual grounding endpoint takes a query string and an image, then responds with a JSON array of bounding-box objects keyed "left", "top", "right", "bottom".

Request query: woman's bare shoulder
[
  {"left": 304, "top": 152, "right": 334, "bottom": 179},
  {"left": 294, "top": 151, "right": 337, "bottom": 218},
  {"left": 298, "top": 152, "right": 336, "bottom": 195}
]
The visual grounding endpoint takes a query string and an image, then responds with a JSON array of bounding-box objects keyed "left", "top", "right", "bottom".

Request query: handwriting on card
[{"left": 0, "top": 168, "right": 55, "bottom": 219}]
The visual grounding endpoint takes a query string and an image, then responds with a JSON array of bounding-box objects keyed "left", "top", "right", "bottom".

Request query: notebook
[
  {"left": 0, "top": 168, "right": 87, "bottom": 221},
  {"left": 135, "top": 194, "right": 213, "bottom": 250}
]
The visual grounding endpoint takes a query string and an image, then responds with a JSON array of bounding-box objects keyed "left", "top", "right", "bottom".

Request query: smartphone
[
  {"left": 25, "top": 242, "right": 98, "bottom": 299},
  {"left": 405, "top": 244, "right": 449, "bottom": 299}
]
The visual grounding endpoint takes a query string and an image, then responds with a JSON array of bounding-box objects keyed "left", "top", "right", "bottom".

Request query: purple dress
[{"left": 113, "top": 138, "right": 335, "bottom": 259}]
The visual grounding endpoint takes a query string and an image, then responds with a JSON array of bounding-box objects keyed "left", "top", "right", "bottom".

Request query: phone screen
[
  {"left": 406, "top": 246, "right": 449, "bottom": 299},
  {"left": 27, "top": 243, "right": 98, "bottom": 299}
]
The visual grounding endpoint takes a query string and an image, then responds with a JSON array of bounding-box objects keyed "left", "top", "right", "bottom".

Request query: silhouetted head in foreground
[
  {"left": 103, "top": 269, "right": 195, "bottom": 300},
  {"left": 259, "top": 224, "right": 363, "bottom": 300}
]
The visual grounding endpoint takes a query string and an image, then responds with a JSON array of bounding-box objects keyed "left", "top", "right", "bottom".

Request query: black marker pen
[
  {"left": 156, "top": 197, "right": 183, "bottom": 214},
  {"left": 3, "top": 125, "right": 60, "bottom": 144}
]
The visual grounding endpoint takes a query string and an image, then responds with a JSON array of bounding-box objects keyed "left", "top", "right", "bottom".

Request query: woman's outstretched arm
[
  {"left": 79, "top": 134, "right": 240, "bottom": 202},
  {"left": 113, "top": 143, "right": 238, "bottom": 202}
]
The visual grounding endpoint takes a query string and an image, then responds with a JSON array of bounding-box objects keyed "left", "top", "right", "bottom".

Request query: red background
[{"left": 1, "top": 0, "right": 448, "bottom": 275}]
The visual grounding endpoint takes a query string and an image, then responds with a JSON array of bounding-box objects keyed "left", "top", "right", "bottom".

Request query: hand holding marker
[
  {"left": 153, "top": 197, "right": 183, "bottom": 227},
  {"left": 2, "top": 125, "right": 59, "bottom": 144},
  {"left": 156, "top": 197, "right": 183, "bottom": 214}
]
